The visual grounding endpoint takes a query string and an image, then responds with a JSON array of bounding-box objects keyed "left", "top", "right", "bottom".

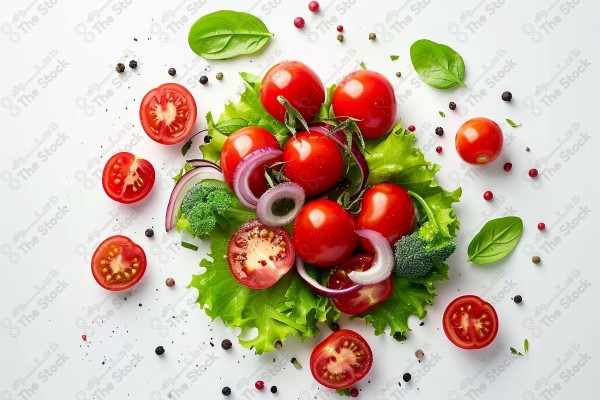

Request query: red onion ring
[
  {"left": 295, "top": 257, "right": 363, "bottom": 298},
  {"left": 165, "top": 165, "right": 224, "bottom": 232},
  {"left": 232, "top": 147, "right": 282, "bottom": 210},
  {"left": 348, "top": 229, "right": 394, "bottom": 285},
  {"left": 256, "top": 182, "right": 305, "bottom": 227}
]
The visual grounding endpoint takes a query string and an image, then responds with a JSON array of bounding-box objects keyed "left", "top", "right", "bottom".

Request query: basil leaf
[
  {"left": 467, "top": 216, "right": 523, "bottom": 264},
  {"left": 410, "top": 39, "right": 467, "bottom": 89},
  {"left": 506, "top": 118, "right": 522, "bottom": 128},
  {"left": 188, "top": 10, "right": 273, "bottom": 60}
]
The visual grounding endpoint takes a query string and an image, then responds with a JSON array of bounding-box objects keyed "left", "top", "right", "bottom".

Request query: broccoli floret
[{"left": 393, "top": 232, "right": 456, "bottom": 279}]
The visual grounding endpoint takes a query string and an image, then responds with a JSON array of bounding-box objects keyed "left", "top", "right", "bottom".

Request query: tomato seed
[
  {"left": 503, "top": 162, "right": 512, "bottom": 172},
  {"left": 529, "top": 168, "right": 538, "bottom": 178},
  {"left": 294, "top": 17, "right": 305, "bottom": 29},
  {"left": 436, "top": 146, "right": 443, "bottom": 153},
  {"left": 308, "top": 1, "right": 320, "bottom": 12},
  {"left": 483, "top": 191, "right": 493, "bottom": 201},
  {"left": 255, "top": 380, "right": 265, "bottom": 390},
  {"left": 337, "top": 25, "right": 344, "bottom": 32},
  {"left": 407, "top": 125, "right": 415, "bottom": 132},
  {"left": 537, "top": 222, "right": 546, "bottom": 231}
]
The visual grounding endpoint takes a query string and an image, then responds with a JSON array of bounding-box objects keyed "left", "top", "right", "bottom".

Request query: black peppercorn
[
  {"left": 532, "top": 256, "right": 541, "bottom": 264},
  {"left": 155, "top": 346, "right": 165, "bottom": 356},
  {"left": 222, "top": 386, "right": 231, "bottom": 396},
  {"left": 199, "top": 75, "right": 208, "bottom": 85},
  {"left": 115, "top": 63, "right": 125, "bottom": 73},
  {"left": 402, "top": 373, "right": 411, "bottom": 382},
  {"left": 203, "top": 135, "right": 212, "bottom": 144},
  {"left": 145, "top": 228, "right": 154, "bottom": 237},
  {"left": 168, "top": 67, "right": 176, "bottom": 76},
  {"left": 449, "top": 101, "right": 457, "bottom": 110},
  {"left": 331, "top": 322, "right": 340, "bottom": 331},
  {"left": 337, "top": 33, "right": 344, "bottom": 42},
  {"left": 221, "top": 339, "right": 232, "bottom": 350},
  {"left": 513, "top": 295, "right": 523, "bottom": 304},
  {"left": 502, "top": 91, "right": 512, "bottom": 102},
  {"left": 129, "top": 60, "right": 138, "bottom": 69},
  {"left": 435, "top": 127, "right": 444, "bottom": 136},
  {"left": 270, "top": 386, "right": 278, "bottom": 393}
]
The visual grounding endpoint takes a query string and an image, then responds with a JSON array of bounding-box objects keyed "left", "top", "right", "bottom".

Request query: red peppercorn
[
  {"left": 350, "top": 388, "right": 359, "bottom": 397},
  {"left": 337, "top": 25, "right": 344, "bottom": 32},
  {"left": 408, "top": 125, "right": 415, "bottom": 132},
  {"left": 255, "top": 380, "right": 265, "bottom": 390},
  {"left": 294, "top": 17, "right": 305, "bottom": 29},
  {"left": 308, "top": 1, "right": 320, "bottom": 12},
  {"left": 537, "top": 222, "right": 546, "bottom": 231},
  {"left": 503, "top": 162, "right": 512, "bottom": 172},
  {"left": 528, "top": 168, "right": 538, "bottom": 178},
  {"left": 436, "top": 146, "right": 443, "bottom": 153},
  {"left": 483, "top": 191, "right": 493, "bottom": 201}
]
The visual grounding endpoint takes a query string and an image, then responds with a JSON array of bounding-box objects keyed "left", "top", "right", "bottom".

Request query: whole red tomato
[{"left": 455, "top": 117, "right": 503, "bottom": 165}]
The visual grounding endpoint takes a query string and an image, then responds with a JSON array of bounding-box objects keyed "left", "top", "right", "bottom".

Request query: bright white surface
[{"left": 1, "top": 0, "right": 599, "bottom": 399}]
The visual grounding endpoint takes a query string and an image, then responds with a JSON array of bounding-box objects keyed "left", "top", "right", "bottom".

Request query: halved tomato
[
  {"left": 328, "top": 255, "right": 394, "bottom": 315},
  {"left": 140, "top": 83, "right": 197, "bottom": 144},
  {"left": 102, "top": 152, "right": 155, "bottom": 204},
  {"left": 442, "top": 295, "right": 499, "bottom": 350},
  {"left": 227, "top": 219, "right": 295, "bottom": 289},
  {"left": 310, "top": 329, "right": 373, "bottom": 389},
  {"left": 91, "top": 235, "right": 147, "bottom": 291}
]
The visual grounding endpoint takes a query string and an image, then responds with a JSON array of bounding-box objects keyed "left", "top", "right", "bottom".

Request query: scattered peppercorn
[
  {"left": 529, "top": 168, "right": 538, "bottom": 178},
  {"left": 255, "top": 380, "right": 265, "bottom": 390},
  {"left": 436, "top": 146, "right": 443, "bottom": 153},
  {"left": 513, "top": 295, "right": 523, "bottom": 304},
  {"left": 199, "top": 75, "right": 208, "bottom": 85},
  {"left": 407, "top": 125, "right": 415, "bottom": 132},
  {"left": 308, "top": 1, "right": 320, "bottom": 12},
  {"left": 368, "top": 32, "right": 376, "bottom": 40},
  {"left": 214, "top": 73, "right": 223, "bottom": 82},
  {"left": 449, "top": 101, "right": 457, "bottom": 110},
  {"left": 526, "top": 147, "right": 531, "bottom": 152},
  {"left": 270, "top": 386, "right": 278, "bottom": 393},
  {"left": 145, "top": 228, "right": 154, "bottom": 237},
  {"left": 331, "top": 322, "right": 340, "bottom": 331},
  {"left": 222, "top": 386, "right": 232, "bottom": 396},
  {"left": 337, "top": 33, "right": 344, "bottom": 42},
  {"left": 165, "top": 278, "right": 175, "bottom": 287},
  {"left": 349, "top": 388, "right": 359, "bottom": 397},
  {"left": 415, "top": 349, "right": 424, "bottom": 359},
  {"left": 155, "top": 346, "right": 165, "bottom": 356},
  {"left": 435, "top": 127, "right": 444, "bottom": 136},
  {"left": 274, "top": 340, "right": 282, "bottom": 349},
  {"left": 204, "top": 135, "right": 212, "bottom": 143},
  {"left": 168, "top": 67, "right": 176, "bottom": 76},
  {"left": 503, "top": 162, "right": 513, "bottom": 172},
  {"left": 115, "top": 63, "right": 125, "bottom": 73},
  {"left": 483, "top": 191, "right": 494, "bottom": 201},
  {"left": 501, "top": 91, "right": 513, "bottom": 102},
  {"left": 403, "top": 373, "right": 412, "bottom": 382},
  {"left": 221, "top": 339, "right": 232, "bottom": 350},
  {"left": 537, "top": 222, "right": 546, "bottom": 231},
  {"left": 129, "top": 60, "right": 138, "bottom": 69},
  {"left": 532, "top": 255, "right": 541, "bottom": 264},
  {"left": 337, "top": 25, "right": 344, "bottom": 32},
  {"left": 395, "top": 72, "right": 402, "bottom": 77},
  {"left": 294, "top": 17, "right": 305, "bottom": 29}
]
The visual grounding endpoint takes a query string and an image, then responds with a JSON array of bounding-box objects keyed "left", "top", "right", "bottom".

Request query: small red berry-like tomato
[
  {"left": 102, "top": 152, "right": 155, "bottom": 204},
  {"left": 442, "top": 295, "right": 499, "bottom": 350},
  {"left": 260, "top": 61, "right": 325, "bottom": 123},
  {"left": 332, "top": 70, "right": 397, "bottom": 139},
  {"left": 455, "top": 117, "right": 503, "bottom": 165},
  {"left": 91, "top": 235, "right": 147, "bottom": 291}
]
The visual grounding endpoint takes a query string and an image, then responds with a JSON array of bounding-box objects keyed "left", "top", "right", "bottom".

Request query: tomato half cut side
[
  {"left": 102, "top": 152, "right": 155, "bottom": 204},
  {"left": 91, "top": 235, "right": 147, "bottom": 291},
  {"left": 442, "top": 295, "right": 499, "bottom": 350},
  {"left": 228, "top": 219, "right": 295, "bottom": 289},
  {"left": 310, "top": 329, "right": 373, "bottom": 389},
  {"left": 329, "top": 255, "right": 394, "bottom": 315},
  {"left": 140, "top": 83, "right": 197, "bottom": 144}
]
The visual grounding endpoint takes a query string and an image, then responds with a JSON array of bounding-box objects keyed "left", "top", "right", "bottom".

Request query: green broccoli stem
[{"left": 408, "top": 190, "right": 439, "bottom": 233}]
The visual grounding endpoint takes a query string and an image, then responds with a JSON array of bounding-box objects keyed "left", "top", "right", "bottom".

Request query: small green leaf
[
  {"left": 410, "top": 39, "right": 467, "bottom": 89},
  {"left": 467, "top": 216, "right": 523, "bottom": 264},
  {"left": 439, "top": 111, "right": 446, "bottom": 117},
  {"left": 510, "top": 347, "right": 524, "bottom": 356},
  {"left": 524, "top": 339, "right": 529, "bottom": 353},
  {"left": 181, "top": 241, "right": 199, "bottom": 251},
  {"left": 506, "top": 118, "right": 522, "bottom": 128},
  {"left": 390, "top": 55, "right": 399, "bottom": 61},
  {"left": 336, "top": 388, "right": 351, "bottom": 397},
  {"left": 278, "top": 96, "right": 310, "bottom": 135},
  {"left": 360, "top": 61, "right": 367, "bottom": 70},
  {"left": 181, "top": 140, "right": 192, "bottom": 156}
]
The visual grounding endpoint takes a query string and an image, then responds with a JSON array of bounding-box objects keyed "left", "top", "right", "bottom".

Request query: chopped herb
[
  {"left": 510, "top": 347, "right": 523, "bottom": 356},
  {"left": 181, "top": 140, "right": 192, "bottom": 156},
  {"left": 510, "top": 339, "right": 529, "bottom": 356},
  {"left": 524, "top": 339, "right": 529, "bottom": 353},
  {"left": 390, "top": 55, "right": 399, "bottom": 61},
  {"left": 291, "top": 357, "right": 303, "bottom": 370},
  {"left": 439, "top": 111, "right": 445, "bottom": 117},
  {"left": 181, "top": 241, "right": 199, "bottom": 251},
  {"left": 506, "top": 118, "right": 522, "bottom": 128},
  {"left": 360, "top": 61, "right": 367, "bottom": 70}
]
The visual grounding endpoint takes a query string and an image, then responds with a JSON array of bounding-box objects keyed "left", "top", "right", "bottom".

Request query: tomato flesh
[
  {"left": 102, "top": 152, "right": 155, "bottom": 204},
  {"left": 455, "top": 117, "right": 503, "bottom": 165},
  {"left": 220, "top": 127, "right": 281, "bottom": 198},
  {"left": 310, "top": 329, "right": 373, "bottom": 389},
  {"left": 328, "top": 255, "right": 393, "bottom": 315},
  {"left": 228, "top": 219, "right": 295, "bottom": 289},
  {"left": 140, "top": 83, "right": 197, "bottom": 144},
  {"left": 91, "top": 235, "right": 147, "bottom": 291},
  {"left": 442, "top": 295, "right": 499, "bottom": 350},
  {"left": 293, "top": 200, "right": 358, "bottom": 268}
]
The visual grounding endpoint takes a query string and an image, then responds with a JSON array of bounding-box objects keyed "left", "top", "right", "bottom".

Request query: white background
[{"left": 1, "top": 0, "right": 599, "bottom": 399}]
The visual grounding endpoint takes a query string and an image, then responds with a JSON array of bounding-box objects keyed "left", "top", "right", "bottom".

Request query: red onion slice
[
  {"left": 232, "top": 147, "right": 282, "bottom": 210},
  {"left": 165, "top": 166, "right": 224, "bottom": 232},
  {"left": 348, "top": 229, "right": 394, "bottom": 285},
  {"left": 295, "top": 257, "right": 363, "bottom": 298},
  {"left": 256, "top": 182, "right": 305, "bottom": 227}
]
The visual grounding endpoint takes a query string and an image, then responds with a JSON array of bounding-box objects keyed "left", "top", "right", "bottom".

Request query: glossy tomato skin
[
  {"left": 455, "top": 117, "right": 503, "bottom": 165},
  {"left": 443, "top": 295, "right": 499, "bottom": 350},
  {"left": 91, "top": 235, "right": 147, "bottom": 291},
  {"left": 293, "top": 200, "right": 357, "bottom": 268},
  {"left": 102, "top": 152, "right": 155, "bottom": 204},
  {"left": 332, "top": 70, "right": 397, "bottom": 139},
  {"left": 140, "top": 83, "right": 197, "bottom": 144},
  {"left": 228, "top": 219, "right": 295, "bottom": 289},
  {"left": 329, "top": 255, "right": 394, "bottom": 315},
  {"left": 283, "top": 131, "right": 344, "bottom": 198},
  {"left": 260, "top": 61, "right": 325, "bottom": 123},
  {"left": 357, "top": 183, "right": 415, "bottom": 253},
  {"left": 220, "top": 127, "right": 282, "bottom": 198},
  {"left": 310, "top": 329, "right": 373, "bottom": 389}
]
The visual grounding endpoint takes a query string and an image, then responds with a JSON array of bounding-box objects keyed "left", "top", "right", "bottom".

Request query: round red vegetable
[
  {"left": 102, "top": 152, "right": 155, "bottom": 204},
  {"left": 442, "top": 295, "right": 499, "bottom": 350},
  {"left": 455, "top": 117, "right": 503, "bottom": 165},
  {"left": 91, "top": 235, "right": 147, "bottom": 291}
]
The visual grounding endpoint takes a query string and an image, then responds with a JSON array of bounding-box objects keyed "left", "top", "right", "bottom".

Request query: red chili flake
[
  {"left": 503, "top": 162, "right": 512, "bottom": 172},
  {"left": 82, "top": 335, "right": 87, "bottom": 342},
  {"left": 483, "top": 191, "right": 493, "bottom": 201},
  {"left": 407, "top": 125, "right": 415, "bottom": 132},
  {"left": 537, "top": 222, "right": 546, "bottom": 231}
]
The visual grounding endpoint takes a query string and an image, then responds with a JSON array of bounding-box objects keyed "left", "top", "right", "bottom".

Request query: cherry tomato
[
  {"left": 283, "top": 131, "right": 344, "bottom": 198},
  {"left": 357, "top": 183, "right": 415, "bottom": 253},
  {"left": 140, "top": 83, "right": 197, "bottom": 145},
  {"left": 310, "top": 329, "right": 373, "bottom": 389},
  {"left": 102, "top": 152, "right": 155, "bottom": 204},
  {"left": 293, "top": 200, "right": 357, "bottom": 268},
  {"left": 455, "top": 117, "right": 503, "bottom": 165},
  {"left": 260, "top": 61, "right": 325, "bottom": 123},
  {"left": 220, "top": 127, "right": 282, "bottom": 198},
  {"left": 91, "top": 235, "right": 147, "bottom": 291},
  {"left": 228, "top": 219, "right": 295, "bottom": 289},
  {"left": 442, "top": 295, "right": 499, "bottom": 350},
  {"left": 332, "top": 70, "right": 397, "bottom": 139},
  {"left": 328, "top": 255, "right": 394, "bottom": 315}
]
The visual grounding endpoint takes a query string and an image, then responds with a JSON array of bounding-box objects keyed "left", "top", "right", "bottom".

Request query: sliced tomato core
[{"left": 91, "top": 236, "right": 147, "bottom": 291}]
